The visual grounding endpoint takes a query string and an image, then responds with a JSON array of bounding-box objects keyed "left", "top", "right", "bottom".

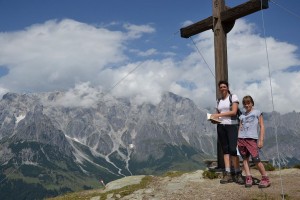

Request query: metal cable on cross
[
  {"left": 260, "top": 1, "right": 285, "bottom": 199},
  {"left": 270, "top": 0, "right": 300, "bottom": 20}
]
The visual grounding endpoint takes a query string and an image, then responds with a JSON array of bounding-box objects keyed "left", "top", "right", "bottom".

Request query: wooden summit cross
[{"left": 180, "top": 0, "right": 268, "bottom": 169}]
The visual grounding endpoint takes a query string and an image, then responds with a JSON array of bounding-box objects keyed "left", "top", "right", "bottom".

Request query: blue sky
[{"left": 0, "top": 0, "right": 300, "bottom": 113}]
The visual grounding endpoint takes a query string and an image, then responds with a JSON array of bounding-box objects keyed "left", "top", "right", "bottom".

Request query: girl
[{"left": 238, "top": 95, "right": 271, "bottom": 188}]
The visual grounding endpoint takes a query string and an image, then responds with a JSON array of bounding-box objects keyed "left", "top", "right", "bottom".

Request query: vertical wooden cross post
[{"left": 180, "top": 0, "right": 268, "bottom": 169}]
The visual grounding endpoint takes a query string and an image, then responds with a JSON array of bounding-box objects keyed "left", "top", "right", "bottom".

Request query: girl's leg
[
  {"left": 256, "top": 162, "right": 267, "bottom": 176},
  {"left": 244, "top": 157, "right": 253, "bottom": 187},
  {"left": 256, "top": 162, "right": 271, "bottom": 188},
  {"left": 243, "top": 157, "right": 251, "bottom": 176}
]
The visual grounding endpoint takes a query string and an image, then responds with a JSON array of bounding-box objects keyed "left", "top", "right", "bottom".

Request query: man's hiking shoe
[
  {"left": 220, "top": 172, "right": 233, "bottom": 184},
  {"left": 234, "top": 172, "right": 244, "bottom": 185},
  {"left": 258, "top": 176, "right": 271, "bottom": 188},
  {"left": 245, "top": 176, "right": 253, "bottom": 188}
]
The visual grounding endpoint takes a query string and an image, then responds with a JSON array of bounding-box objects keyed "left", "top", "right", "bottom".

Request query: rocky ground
[
  {"left": 118, "top": 168, "right": 300, "bottom": 200},
  {"left": 51, "top": 168, "right": 300, "bottom": 200}
]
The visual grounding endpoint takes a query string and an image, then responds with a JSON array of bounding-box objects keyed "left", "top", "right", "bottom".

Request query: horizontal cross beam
[{"left": 180, "top": 0, "right": 269, "bottom": 38}]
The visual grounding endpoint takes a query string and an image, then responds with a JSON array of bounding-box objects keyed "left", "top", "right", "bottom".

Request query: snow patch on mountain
[
  {"left": 15, "top": 114, "right": 26, "bottom": 124},
  {"left": 66, "top": 135, "right": 120, "bottom": 176}
]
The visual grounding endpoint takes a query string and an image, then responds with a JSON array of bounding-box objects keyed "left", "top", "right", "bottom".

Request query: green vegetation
[
  {"left": 1, "top": 140, "right": 209, "bottom": 199},
  {"left": 162, "top": 170, "right": 186, "bottom": 178},
  {"left": 108, "top": 151, "right": 131, "bottom": 176},
  {"left": 251, "top": 191, "right": 293, "bottom": 200},
  {"left": 103, "top": 176, "right": 152, "bottom": 199},
  {"left": 47, "top": 175, "right": 153, "bottom": 200},
  {"left": 0, "top": 166, "right": 101, "bottom": 198},
  {"left": 280, "top": 193, "right": 291, "bottom": 200},
  {"left": 0, "top": 140, "right": 108, "bottom": 200},
  {"left": 129, "top": 144, "right": 207, "bottom": 175},
  {"left": 202, "top": 169, "right": 219, "bottom": 179},
  {"left": 264, "top": 163, "right": 276, "bottom": 171},
  {"left": 294, "top": 164, "right": 300, "bottom": 169},
  {"left": 250, "top": 192, "right": 291, "bottom": 200}
]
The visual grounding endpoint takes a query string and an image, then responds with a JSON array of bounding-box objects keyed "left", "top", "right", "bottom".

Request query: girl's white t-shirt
[
  {"left": 216, "top": 94, "right": 239, "bottom": 125},
  {"left": 238, "top": 109, "right": 261, "bottom": 139}
]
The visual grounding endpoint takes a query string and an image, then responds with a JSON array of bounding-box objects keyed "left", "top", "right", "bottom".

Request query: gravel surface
[
  {"left": 119, "top": 168, "right": 300, "bottom": 200},
  {"left": 54, "top": 168, "right": 300, "bottom": 200}
]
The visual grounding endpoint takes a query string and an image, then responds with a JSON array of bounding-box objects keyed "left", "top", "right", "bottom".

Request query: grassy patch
[
  {"left": 251, "top": 192, "right": 290, "bottom": 200},
  {"left": 202, "top": 170, "right": 218, "bottom": 179},
  {"left": 293, "top": 164, "right": 300, "bottom": 169},
  {"left": 101, "top": 175, "right": 153, "bottom": 199},
  {"left": 280, "top": 193, "right": 290, "bottom": 200},
  {"left": 162, "top": 171, "right": 186, "bottom": 178},
  {"left": 264, "top": 163, "right": 275, "bottom": 171},
  {"left": 47, "top": 175, "right": 153, "bottom": 200}
]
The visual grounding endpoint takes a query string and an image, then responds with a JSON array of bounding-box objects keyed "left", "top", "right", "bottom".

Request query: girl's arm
[{"left": 258, "top": 114, "right": 265, "bottom": 148}]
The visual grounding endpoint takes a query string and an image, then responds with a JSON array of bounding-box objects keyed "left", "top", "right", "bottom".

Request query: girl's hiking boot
[
  {"left": 234, "top": 171, "right": 244, "bottom": 185},
  {"left": 220, "top": 171, "right": 233, "bottom": 184},
  {"left": 245, "top": 176, "right": 253, "bottom": 188},
  {"left": 258, "top": 176, "right": 271, "bottom": 188}
]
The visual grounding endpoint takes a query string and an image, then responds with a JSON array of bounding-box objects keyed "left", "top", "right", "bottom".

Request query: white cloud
[
  {"left": 0, "top": 19, "right": 127, "bottom": 91},
  {"left": 0, "top": 86, "right": 9, "bottom": 98},
  {"left": 0, "top": 19, "right": 299, "bottom": 113},
  {"left": 123, "top": 23, "right": 155, "bottom": 39},
  {"left": 46, "top": 82, "right": 102, "bottom": 108},
  {"left": 181, "top": 20, "right": 194, "bottom": 28},
  {"left": 130, "top": 48, "right": 158, "bottom": 57},
  {"left": 173, "top": 20, "right": 300, "bottom": 114},
  {"left": 224, "top": 20, "right": 300, "bottom": 113}
]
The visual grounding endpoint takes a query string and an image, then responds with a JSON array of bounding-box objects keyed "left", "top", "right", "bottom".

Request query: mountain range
[{"left": 0, "top": 91, "right": 299, "bottom": 199}]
